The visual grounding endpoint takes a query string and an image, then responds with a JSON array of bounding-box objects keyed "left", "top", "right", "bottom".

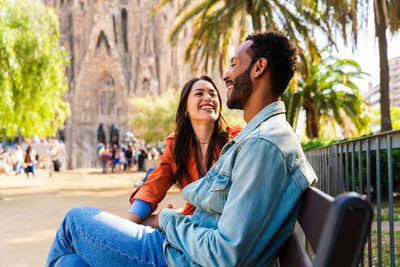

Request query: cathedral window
[
  {"left": 103, "top": 76, "right": 114, "bottom": 86},
  {"left": 96, "top": 31, "right": 111, "bottom": 55},
  {"left": 142, "top": 79, "right": 150, "bottom": 92},
  {"left": 110, "top": 124, "right": 119, "bottom": 145},
  {"left": 121, "top": 8, "right": 128, "bottom": 52},
  {"left": 97, "top": 124, "right": 106, "bottom": 144},
  {"left": 113, "top": 15, "right": 118, "bottom": 44}
]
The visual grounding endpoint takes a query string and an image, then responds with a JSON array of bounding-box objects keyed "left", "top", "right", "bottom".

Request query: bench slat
[
  {"left": 297, "top": 187, "right": 333, "bottom": 252},
  {"left": 278, "top": 234, "right": 311, "bottom": 267}
]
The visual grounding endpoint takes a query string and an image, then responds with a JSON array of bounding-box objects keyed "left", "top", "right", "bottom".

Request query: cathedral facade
[{"left": 46, "top": 0, "right": 195, "bottom": 168}]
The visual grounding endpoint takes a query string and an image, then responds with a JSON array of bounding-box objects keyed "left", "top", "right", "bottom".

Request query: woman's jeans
[
  {"left": 25, "top": 165, "right": 35, "bottom": 177},
  {"left": 46, "top": 207, "right": 167, "bottom": 267}
]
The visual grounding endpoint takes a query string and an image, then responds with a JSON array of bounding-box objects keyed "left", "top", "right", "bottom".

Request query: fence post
[{"left": 387, "top": 135, "right": 395, "bottom": 267}]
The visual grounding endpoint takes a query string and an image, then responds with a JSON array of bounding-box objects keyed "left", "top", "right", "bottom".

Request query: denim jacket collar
[{"left": 222, "top": 101, "right": 286, "bottom": 154}]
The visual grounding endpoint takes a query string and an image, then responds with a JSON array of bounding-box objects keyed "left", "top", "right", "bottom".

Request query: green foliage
[
  {"left": 303, "top": 138, "right": 400, "bottom": 195},
  {"left": 344, "top": 148, "right": 400, "bottom": 194},
  {"left": 283, "top": 52, "right": 370, "bottom": 139},
  {"left": 365, "top": 230, "right": 400, "bottom": 266},
  {"left": 130, "top": 88, "right": 179, "bottom": 144},
  {"left": 0, "top": 0, "right": 70, "bottom": 138},
  {"left": 155, "top": 0, "right": 325, "bottom": 74},
  {"left": 301, "top": 139, "right": 327, "bottom": 151},
  {"left": 371, "top": 107, "right": 400, "bottom": 130},
  {"left": 221, "top": 107, "right": 246, "bottom": 129},
  {"left": 320, "top": 0, "right": 400, "bottom": 132}
]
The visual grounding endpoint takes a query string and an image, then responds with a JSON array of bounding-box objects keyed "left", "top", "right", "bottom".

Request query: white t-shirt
[{"left": 15, "top": 149, "right": 23, "bottom": 162}]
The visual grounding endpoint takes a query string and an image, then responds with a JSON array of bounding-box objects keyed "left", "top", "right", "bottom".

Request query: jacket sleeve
[
  {"left": 129, "top": 135, "right": 175, "bottom": 212},
  {"left": 228, "top": 125, "right": 243, "bottom": 138},
  {"left": 159, "top": 138, "right": 303, "bottom": 266}
]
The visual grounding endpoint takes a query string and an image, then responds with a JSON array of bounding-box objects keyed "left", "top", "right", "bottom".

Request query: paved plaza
[{"left": 0, "top": 168, "right": 185, "bottom": 266}]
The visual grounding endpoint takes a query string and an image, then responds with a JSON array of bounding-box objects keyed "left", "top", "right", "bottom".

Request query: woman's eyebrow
[{"left": 194, "top": 88, "right": 216, "bottom": 93}]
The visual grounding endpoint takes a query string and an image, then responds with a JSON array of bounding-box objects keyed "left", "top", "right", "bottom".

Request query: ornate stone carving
[{"left": 46, "top": 0, "right": 194, "bottom": 168}]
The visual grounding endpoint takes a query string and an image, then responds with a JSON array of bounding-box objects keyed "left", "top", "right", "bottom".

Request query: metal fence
[{"left": 304, "top": 130, "right": 399, "bottom": 267}]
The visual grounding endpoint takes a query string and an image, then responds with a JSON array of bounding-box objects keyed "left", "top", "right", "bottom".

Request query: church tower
[{"left": 46, "top": 0, "right": 193, "bottom": 168}]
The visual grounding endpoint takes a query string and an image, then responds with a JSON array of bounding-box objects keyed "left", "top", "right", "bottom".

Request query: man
[
  {"left": 14, "top": 145, "right": 23, "bottom": 175},
  {"left": 155, "top": 31, "right": 317, "bottom": 266},
  {"left": 46, "top": 32, "right": 317, "bottom": 267}
]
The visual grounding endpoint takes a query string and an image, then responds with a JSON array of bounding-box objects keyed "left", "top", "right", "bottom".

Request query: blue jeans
[
  {"left": 46, "top": 207, "right": 168, "bottom": 267},
  {"left": 15, "top": 161, "right": 22, "bottom": 174},
  {"left": 25, "top": 165, "right": 35, "bottom": 177}
]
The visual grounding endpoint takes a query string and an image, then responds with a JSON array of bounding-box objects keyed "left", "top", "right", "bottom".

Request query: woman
[
  {"left": 24, "top": 146, "right": 35, "bottom": 178},
  {"left": 128, "top": 76, "right": 241, "bottom": 225},
  {"left": 46, "top": 76, "right": 241, "bottom": 267}
]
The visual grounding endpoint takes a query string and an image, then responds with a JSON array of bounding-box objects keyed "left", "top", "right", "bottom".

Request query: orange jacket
[{"left": 129, "top": 126, "right": 242, "bottom": 215}]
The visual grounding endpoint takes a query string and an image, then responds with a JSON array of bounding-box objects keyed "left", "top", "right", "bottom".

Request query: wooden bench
[{"left": 279, "top": 187, "right": 372, "bottom": 267}]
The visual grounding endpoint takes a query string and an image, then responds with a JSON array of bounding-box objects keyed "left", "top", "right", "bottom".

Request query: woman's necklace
[{"left": 196, "top": 139, "right": 209, "bottom": 145}]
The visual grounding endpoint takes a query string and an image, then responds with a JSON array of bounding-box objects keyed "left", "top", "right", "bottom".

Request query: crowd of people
[
  {"left": 96, "top": 143, "right": 164, "bottom": 173},
  {"left": 0, "top": 144, "right": 62, "bottom": 178}
]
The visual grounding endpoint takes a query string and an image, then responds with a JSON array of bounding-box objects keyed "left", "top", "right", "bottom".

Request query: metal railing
[{"left": 305, "top": 130, "right": 399, "bottom": 267}]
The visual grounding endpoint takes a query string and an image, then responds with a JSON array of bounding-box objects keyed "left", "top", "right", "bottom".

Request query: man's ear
[{"left": 253, "top": 58, "right": 268, "bottom": 78}]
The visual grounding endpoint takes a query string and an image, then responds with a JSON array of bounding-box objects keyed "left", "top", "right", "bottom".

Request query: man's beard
[{"left": 227, "top": 65, "right": 253, "bottom": 110}]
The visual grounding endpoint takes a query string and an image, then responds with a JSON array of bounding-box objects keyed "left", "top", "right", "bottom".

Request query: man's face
[{"left": 223, "top": 40, "right": 254, "bottom": 110}]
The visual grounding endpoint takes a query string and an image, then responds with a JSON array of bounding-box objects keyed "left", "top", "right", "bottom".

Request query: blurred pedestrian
[
  {"left": 13, "top": 145, "right": 24, "bottom": 175},
  {"left": 0, "top": 149, "right": 12, "bottom": 175},
  {"left": 24, "top": 145, "right": 35, "bottom": 178},
  {"left": 125, "top": 146, "right": 133, "bottom": 171},
  {"left": 100, "top": 147, "right": 111, "bottom": 173}
]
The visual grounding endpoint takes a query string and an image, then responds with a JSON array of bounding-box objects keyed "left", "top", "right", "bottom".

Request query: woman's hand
[
  {"left": 128, "top": 203, "right": 182, "bottom": 230},
  {"left": 127, "top": 213, "right": 158, "bottom": 227}
]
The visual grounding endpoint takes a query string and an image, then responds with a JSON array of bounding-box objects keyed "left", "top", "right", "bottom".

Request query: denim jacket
[{"left": 159, "top": 101, "right": 317, "bottom": 267}]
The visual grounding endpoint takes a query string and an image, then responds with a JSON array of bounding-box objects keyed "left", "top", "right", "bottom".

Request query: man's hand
[
  {"left": 127, "top": 212, "right": 143, "bottom": 224},
  {"left": 152, "top": 202, "right": 179, "bottom": 231}
]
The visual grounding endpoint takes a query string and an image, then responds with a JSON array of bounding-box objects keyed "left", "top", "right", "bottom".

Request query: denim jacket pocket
[
  {"left": 209, "top": 172, "right": 230, "bottom": 191},
  {"left": 202, "top": 172, "right": 230, "bottom": 214}
]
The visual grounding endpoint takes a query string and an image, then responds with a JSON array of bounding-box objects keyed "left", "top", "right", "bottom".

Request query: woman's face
[{"left": 186, "top": 79, "right": 220, "bottom": 124}]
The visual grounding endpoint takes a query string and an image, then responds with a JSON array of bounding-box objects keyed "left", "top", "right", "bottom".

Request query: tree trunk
[
  {"left": 374, "top": 0, "right": 392, "bottom": 132},
  {"left": 305, "top": 102, "right": 320, "bottom": 139}
]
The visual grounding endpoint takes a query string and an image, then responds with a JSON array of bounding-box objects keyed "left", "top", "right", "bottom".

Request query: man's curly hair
[{"left": 245, "top": 31, "right": 298, "bottom": 96}]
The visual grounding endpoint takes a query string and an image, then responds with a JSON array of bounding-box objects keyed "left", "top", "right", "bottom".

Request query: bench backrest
[{"left": 279, "top": 187, "right": 372, "bottom": 267}]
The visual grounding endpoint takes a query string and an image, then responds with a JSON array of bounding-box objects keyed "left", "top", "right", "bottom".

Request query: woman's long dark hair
[{"left": 173, "top": 75, "right": 230, "bottom": 187}]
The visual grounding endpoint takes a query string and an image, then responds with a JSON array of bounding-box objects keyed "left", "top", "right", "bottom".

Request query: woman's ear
[{"left": 253, "top": 58, "right": 268, "bottom": 78}]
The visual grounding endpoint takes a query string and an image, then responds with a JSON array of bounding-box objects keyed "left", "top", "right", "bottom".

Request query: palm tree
[
  {"left": 154, "top": 0, "right": 329, "bottom": 74},
  {"left": 282, "top": 53, "right": 369, "bottom": 139},
  {"left": 318, "top": 0, "right": 400, "bottom": 132}
]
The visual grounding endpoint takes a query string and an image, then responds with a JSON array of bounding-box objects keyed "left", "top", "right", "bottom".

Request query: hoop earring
[{"left": 185, "top": 111, "right": 189, "bottom": 118}]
